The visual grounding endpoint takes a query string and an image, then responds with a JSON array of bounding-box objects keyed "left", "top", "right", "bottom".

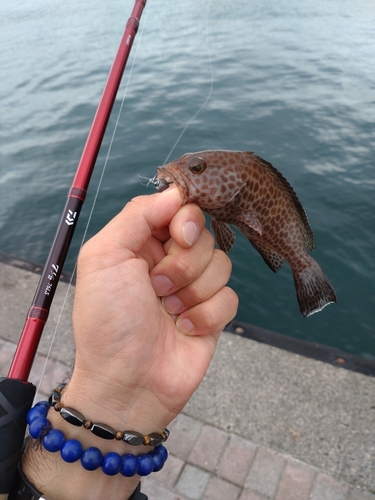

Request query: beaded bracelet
[
  {"left": 27, "top": 401, "right": 168, "bottom": 477},
  {"left": 49, "top": 384, "right": 170, "bottom": 446}
]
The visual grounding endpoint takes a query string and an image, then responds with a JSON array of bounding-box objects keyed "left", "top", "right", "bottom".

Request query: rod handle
[{"left": 0, "top": 378, "right": 36, "bottom": 495}]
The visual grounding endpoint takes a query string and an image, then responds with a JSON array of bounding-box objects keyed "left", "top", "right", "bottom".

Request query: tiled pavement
[{"left": 1, "top": 337, "right": 374, "bottom": 500}]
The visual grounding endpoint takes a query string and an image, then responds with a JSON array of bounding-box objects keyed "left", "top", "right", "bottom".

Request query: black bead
[
  {"left": 149, "top": 433, "right": 163, "bottom": 447},
  {"left": 90, "top": 423, "right": 116, "bottom": 440},
  {"left": 60, "top": 407, "right": 85, "bottom": 427},
  {"left": 49, "top": 383, "right": 66, "bottom": 407},
  {"left": 123, "top": 431, "right": 144, "bottom": 446}
]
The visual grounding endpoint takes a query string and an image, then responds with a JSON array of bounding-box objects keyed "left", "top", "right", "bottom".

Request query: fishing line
[
  {"left": 35, "top": 0, "right": 153, "bottom": 397},
  {"left": 138, "top": 174, "right": 156, "bottom": 187},
  {"left": 163, "top": 0, "right": 214, "bottom": 165}
]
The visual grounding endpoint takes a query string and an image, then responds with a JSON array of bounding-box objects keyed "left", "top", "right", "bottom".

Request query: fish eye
[{"left": 189, "top": 162, "right": 207, "bottom": 174}]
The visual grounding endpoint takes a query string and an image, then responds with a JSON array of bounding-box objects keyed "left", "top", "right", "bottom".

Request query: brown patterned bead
[
  {"left": 83, "top": 420, "right": 92, "bottom": 429},
  {"left": 143, "top": 435, "right": 151, "bottom": 446},
  {"left": 54, "top": 402, "right": 64, "bottom": 411}
]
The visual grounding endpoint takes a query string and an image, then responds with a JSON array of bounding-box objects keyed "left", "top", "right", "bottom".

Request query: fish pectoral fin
[
  {"left": 250, "top": 240, "right": 284, "bottom": 273},
  {"left": 211, "top": 219, "right": 236, "bottom": 254},
  {"left": 238, "top": 212, "right": 263, "bottom": 236}
]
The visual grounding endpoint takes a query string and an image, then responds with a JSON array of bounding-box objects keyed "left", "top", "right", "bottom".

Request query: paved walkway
[{"left": 1, "top": 337, "right": 373, "bottom": 500}]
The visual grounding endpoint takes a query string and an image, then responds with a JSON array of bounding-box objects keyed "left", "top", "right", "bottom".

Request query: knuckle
[
  {"left": 225, "top": 287, "right": 239, "bottom": 315},
  {"left": 186, "top": 283, "right": 206, "bottom": 304},
  {"left": 173, "top": 256, "right": 198, "bottom": 282},
  {"left": 214, "top": 249, "right": 232, "bottom": 274},
  {"left": 199, "top": 306, "right": 217, "bottom": 329}
]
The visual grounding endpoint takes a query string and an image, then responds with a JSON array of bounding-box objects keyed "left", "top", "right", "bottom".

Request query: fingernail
[
  {"left": 176, "top": 317, "right": 194, "bottom": 333},
  {"left": 163, "top": 294, "right": 183, "bottom": 314},
  {"left": 182, "top": 221, "right": 198, "bottom": 246},
  {"left": 151, "top": 275, "right": 173, "bottom": 296}
]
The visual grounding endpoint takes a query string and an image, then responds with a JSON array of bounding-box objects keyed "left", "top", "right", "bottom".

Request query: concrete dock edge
[{"left": 1, "top": 255, "right": 374, "bottom": 498}]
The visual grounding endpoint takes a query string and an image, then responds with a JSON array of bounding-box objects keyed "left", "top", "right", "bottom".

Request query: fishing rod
[{"left": 0, "top": 1, "right": 147, "bottom": 496}]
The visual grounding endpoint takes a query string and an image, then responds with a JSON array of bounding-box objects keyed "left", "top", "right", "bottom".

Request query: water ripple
[{"left": 1, "top": 0, "right": 374, "bottom": 357}]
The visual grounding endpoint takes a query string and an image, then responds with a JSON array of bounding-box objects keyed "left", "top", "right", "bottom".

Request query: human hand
[
  {"left": 22, "top": 186, "right": 238, "bottom": 500},
  {"left": 64, "top": 185, "right": 238, "bottom": 432}
]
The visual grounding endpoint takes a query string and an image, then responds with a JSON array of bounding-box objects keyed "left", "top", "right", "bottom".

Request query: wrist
[
  {"left": 62, "top": 367, "right": 176, "bottom": 434},
  {"left": 21, "top": 376, "right": 173, "bottom": 500}
]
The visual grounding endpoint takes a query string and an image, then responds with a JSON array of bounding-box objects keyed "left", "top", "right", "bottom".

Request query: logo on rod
[{"left": 65, "top": 210, "right": 77, "bottom": 226}]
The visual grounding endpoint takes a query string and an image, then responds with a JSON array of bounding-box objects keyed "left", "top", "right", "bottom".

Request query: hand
[
  {"left": 22, "top": 185, "right": 238, "bottom": 500},
  {"left": 66, "top": 185, "right": 238, "bottom": 430}
]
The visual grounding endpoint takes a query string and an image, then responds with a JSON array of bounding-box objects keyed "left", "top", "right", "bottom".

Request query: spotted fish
[{"left": 154, "top": 150, "right": 336, "bottom": 317}]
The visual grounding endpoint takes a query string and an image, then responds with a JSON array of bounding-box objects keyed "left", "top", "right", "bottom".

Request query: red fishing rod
[{"left": 0, "top": 1, "right": 147, "bottom": 495}]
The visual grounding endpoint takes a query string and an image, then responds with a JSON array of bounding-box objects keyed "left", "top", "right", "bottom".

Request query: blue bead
[
  {"left": 158, "top": 445, "right": 168, "bottom": 462},
  {"left": 29, "top": 418, "right": 51, "bottom": 439},
  {"left": 121, "top": 454, "right": 139, "bottom": 477},
  {"left": 27, "top": 406, "right": 47, "bottom": 425},
  {"left": 81, "top": 447, "right": 103, "bottom": 471},
  {"left": 137, "top": 455, "right": 154, "bottom": 476},
  {"left": 34, "top": 401, "right": 50, "bottom": 413},
  {"left": 151, "top": 448, "right": 165, "bottom": 472},
  {"left": 27, "top": 408, "right": 43, "bottom": 425},
  {"left": 60, "top": 439, "right": 83, "bottom": 463},
  {"left": 42, "top": 429, "right": 65, "bottom": 452},
  {"left": 102, "top": 452, "right": 122, "bottom": 476}
]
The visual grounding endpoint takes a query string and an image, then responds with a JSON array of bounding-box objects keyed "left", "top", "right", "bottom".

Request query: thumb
[{"left": 98, "top": 185, "right": 183, "bottom": 254}]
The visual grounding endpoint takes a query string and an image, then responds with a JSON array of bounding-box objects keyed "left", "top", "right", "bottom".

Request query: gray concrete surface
[
  {"left": 185, "top": 334, "right": 375, "bottom": 489},
  {"left": 1, "top": 259, "right": 374, "bottom": 497}
]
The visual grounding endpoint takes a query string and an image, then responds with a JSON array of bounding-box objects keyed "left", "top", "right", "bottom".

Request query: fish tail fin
[{"left": 293, "top": 258, "right": 336, "bottom": 317}]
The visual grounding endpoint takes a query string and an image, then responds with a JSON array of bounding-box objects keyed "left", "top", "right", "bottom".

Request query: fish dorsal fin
[
  {"left": 248, "top": 153, "right": 316, "bottom": 251},
  {"left": 250, "top": 240, "right": 284, "bottom": 273},
  {"left": 211, "top": 219, "right": 236, "bottom": 254}
]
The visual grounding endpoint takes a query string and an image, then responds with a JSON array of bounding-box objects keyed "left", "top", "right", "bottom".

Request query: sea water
[{"left": 1, "top": 0, "right": 374, "bottom": 357}]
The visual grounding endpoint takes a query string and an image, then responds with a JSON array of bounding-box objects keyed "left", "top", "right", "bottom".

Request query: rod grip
[{"left": 0, "top": 378, "right": 36, "bottom": 495}]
